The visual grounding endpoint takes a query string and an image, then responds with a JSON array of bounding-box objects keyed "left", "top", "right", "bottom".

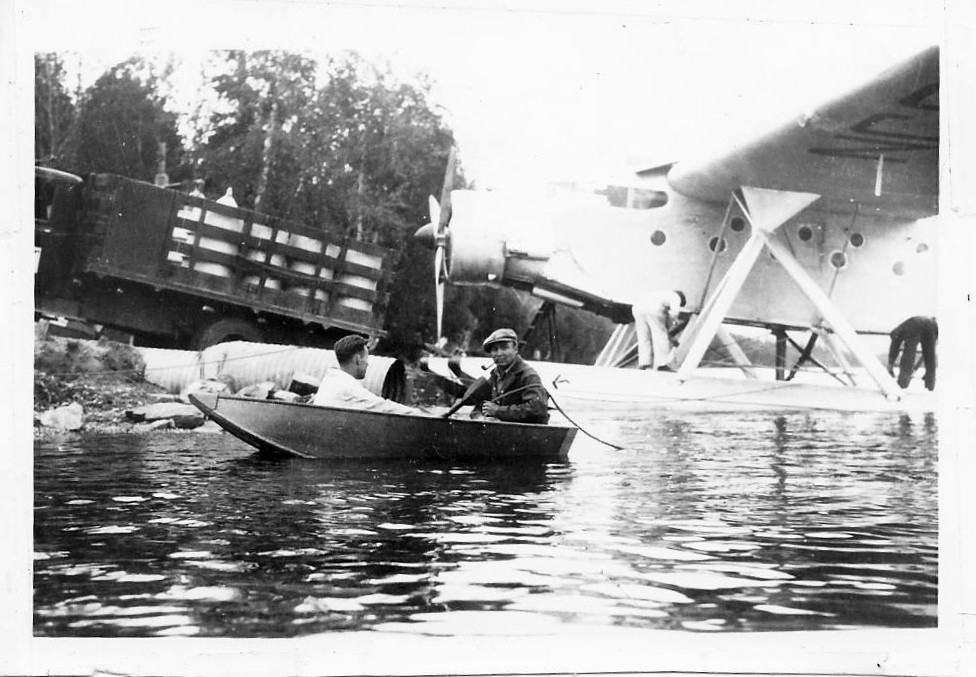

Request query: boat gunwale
[
  {"left": 189, "top": 392, "right": 315, "bottom": 458},
  {"left": 189, "top": 393, "right": 577, "bottom": 460},
  {"left": 199, "top": 393, "right": 576, "bottom": 432}
]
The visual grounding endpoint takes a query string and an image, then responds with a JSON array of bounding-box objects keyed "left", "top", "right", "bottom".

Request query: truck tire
[{"left": 193, "top": 318, "right": 265, "bottom": 350}]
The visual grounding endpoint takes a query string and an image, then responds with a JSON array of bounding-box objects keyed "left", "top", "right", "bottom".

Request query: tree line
[{"left": 34, "top": 51, "right": 614, "bottom": 362}]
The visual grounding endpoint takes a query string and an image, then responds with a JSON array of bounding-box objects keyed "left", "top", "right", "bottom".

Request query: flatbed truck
[{"left": 34, "top": 168, "right": 394, "bottom": 349}]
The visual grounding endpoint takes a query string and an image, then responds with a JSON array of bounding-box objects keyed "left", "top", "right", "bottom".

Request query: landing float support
[{"left": 673, "top": 187, "right": 903, "bottom": 401}]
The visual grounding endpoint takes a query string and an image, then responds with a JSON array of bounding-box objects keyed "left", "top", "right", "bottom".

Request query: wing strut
[
  {"left": 673, "top": 186, "right": 903, "bottom": 401},
  {"left": 784, "top": 332, "right": 847, "bottom": 386},
  {"left": 715, "top": 326, "right": 759, "bottom": 378}
]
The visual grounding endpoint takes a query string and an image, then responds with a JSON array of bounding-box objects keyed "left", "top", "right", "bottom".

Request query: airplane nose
[{"left": 414, "top": 222, "right": 437, "bottom": 248}]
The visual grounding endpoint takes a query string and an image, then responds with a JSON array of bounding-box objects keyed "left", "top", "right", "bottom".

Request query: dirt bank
[
  {"left": 34, "top": 334, "right": 447, "bottom": 438},
  {"left": 34, "top": 335, "right": 175, "bottom": 437}
]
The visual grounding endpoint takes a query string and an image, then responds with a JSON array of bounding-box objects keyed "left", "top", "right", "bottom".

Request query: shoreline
[{"left": 33, "top": 332, "right": 447, "bottom": 439}]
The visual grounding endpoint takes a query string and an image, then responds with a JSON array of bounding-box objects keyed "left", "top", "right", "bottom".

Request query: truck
[{"left": 34, "top": 168, "right": 395, "bottom": 349}]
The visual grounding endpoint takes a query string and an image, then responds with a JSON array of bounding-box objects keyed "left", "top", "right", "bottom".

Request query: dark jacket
[
  {"left": 888, "top": 316, "right": 938, "bottom": 390},
  {"left": 473, "top": 357, "right": 550, "bottom": 424}
]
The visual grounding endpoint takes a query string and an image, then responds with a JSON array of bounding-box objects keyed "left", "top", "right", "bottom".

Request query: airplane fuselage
[{"left": 444, "top": 181, "right": 936, "bottom": 335}]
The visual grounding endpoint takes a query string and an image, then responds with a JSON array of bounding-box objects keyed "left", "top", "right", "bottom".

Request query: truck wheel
[{"left": 193, "top": 318, "right": 265, "bottom": 350}]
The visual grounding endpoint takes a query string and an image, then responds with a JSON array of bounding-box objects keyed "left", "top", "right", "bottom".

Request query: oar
[{"left": 441, "top": 373, "right": 491, "bottom": 418}]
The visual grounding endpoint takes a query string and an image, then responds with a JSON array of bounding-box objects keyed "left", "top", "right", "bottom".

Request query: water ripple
[{"left": 34, "top": 410, "right": 937, "bottom": 636}]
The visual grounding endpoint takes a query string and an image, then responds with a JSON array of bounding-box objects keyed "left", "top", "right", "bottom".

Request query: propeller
[{"left": 415, "top": 148, "right": 457, "bottom": 342}]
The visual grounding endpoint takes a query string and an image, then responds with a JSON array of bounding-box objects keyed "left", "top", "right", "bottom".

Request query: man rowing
[{"left": 468, "top": 328, "right": 550, "bottom": 424}]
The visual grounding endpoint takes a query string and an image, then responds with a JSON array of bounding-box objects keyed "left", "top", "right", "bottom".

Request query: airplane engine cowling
[{"left": 446, "top": 190, "right": 513, "bottom": 285}]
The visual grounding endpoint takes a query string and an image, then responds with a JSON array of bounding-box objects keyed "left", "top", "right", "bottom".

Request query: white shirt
[
  {"left": 632, "top": 289, "right": 683, "bottom": 319},
  {"left": 312, "top": 368, "right": 420, "bottom": 415}
]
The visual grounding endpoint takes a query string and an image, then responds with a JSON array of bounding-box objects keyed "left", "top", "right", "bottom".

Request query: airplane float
[{"left": 415, "top": 46, "right": 939, "bottom": 413}]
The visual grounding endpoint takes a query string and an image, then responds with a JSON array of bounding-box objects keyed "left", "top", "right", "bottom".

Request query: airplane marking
[
  {"left": 899, "top": 83, "right": 939, "bottom": 111},
  {"left": 808, "top": 84, "right": 937, "bottom": 161}
]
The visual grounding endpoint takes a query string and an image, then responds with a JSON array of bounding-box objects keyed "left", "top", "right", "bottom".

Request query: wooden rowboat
[{"left": 189, "top": 393, "right": 577, "bottom": 461}]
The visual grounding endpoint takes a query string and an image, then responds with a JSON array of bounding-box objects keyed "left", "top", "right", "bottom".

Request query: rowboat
[{"left": 188, "top": 393, "right": 578, "bottom": 461}]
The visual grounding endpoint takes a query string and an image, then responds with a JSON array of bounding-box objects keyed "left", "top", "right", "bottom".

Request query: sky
[{"left": 26, "top": 0, "right": 940, "bottom": 190}]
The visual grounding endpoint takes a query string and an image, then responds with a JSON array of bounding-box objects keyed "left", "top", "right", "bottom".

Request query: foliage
[
  {"left": 544, "top": 305, "right": 617, "bottom": 364},
  {"left": 450, "top": 288, "right": 616, "bottom": 364},
  {"left": 194, "top": 51, "right": 458, "bottom": 354},
  {"left": 34, "top": 54, "right": 76, "bottom": 164},
  {"left": 195, "top": 51, "right": 319, "bottom": 210},
  {"left": 34, "top": 337, "right": 150, "bottom": 411},
  {"left": 62, "top": 58, "right": 186, "bottom": 182},
  {"left": 36, "top": 51, "right": 611, "bottom": 362}
]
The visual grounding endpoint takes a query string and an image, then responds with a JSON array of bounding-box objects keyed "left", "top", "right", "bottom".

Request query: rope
[
  {"left": 479, "top": 383, "right": 626, "bottom": 450},
  {"left": 545, "top": 388, "right": 625, "bottom": 450},
  {"left": 36, "top": 344, "right": 314, "bottom": 379}
]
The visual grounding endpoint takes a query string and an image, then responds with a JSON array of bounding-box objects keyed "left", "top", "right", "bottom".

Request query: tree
[
  {"left": 34, "top": 53, "right": 75, "bottom": 164},
  {"left": 63, "top": 58, "right": 185, "bottom": 182},
  {"left": 443, "top": 287, "right": 615, "bottom": 364},
  {"left": 296, "top": 55, "right": 456, "bottom": 354},
  {"left": 196, "top": 50, "right": 319, "bottom": 210},
  {"left": 194, "top": 50, "right": 458, "bottom": 355}
]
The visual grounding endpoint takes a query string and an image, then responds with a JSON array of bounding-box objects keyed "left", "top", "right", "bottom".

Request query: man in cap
[
  {"left": 470, "top": 328, "right": 550, "bottom": 424},
  {"left": 631, "top": 289, "right": 686, "bottom": 371},
  {"left": 313, "top": 334, "right": 426, "bottom": 414}
]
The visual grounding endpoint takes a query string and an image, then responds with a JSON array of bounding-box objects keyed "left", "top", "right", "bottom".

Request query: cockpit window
[{"left": 597, "top": 185, "right": 668, "bottom": 210}]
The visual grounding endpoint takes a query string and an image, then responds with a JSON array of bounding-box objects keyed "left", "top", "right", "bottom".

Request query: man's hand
[
  {"left": 887, "top": 364, "right": 895, "bottom": 377},
  {"left": 482, "top": 402, "right": 501, "bottom": 418}
]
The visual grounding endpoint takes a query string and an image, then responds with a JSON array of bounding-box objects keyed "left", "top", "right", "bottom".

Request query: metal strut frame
[
  {"left": 673, "top": 186, "right": 903, "bottom": 401},
  {"left": 521, "top": 301, "right": 560, "bottom": 360}
]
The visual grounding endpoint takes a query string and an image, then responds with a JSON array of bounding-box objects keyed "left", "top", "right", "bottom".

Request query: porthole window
[
  {"left": 708, "top": 236, "right": 727, "bottom": 253},
  {"left": 849, "top": 232, "right": 865, "bottom": 248},
  {"left": 893, "top": 261, "right": 906, "bottom": 276},
  {"left": 797, "top": 225, "right": 813, "bottom": 242},
  {"left": 650, "top": 230, "right": 667, "bottom": 246},
  {"left": 916, "top": 242, "right": 929, "bottom": 253},
  {"left": 830, "top": 251, "right": 848, "bottom": 269},
  {"left": 730, "top": 217, "right": 745, "bottom": 232}
]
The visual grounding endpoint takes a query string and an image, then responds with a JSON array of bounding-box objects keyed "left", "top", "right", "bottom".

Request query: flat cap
[{"left": 483, "top": 328, "right": 519, "bottom": 350}]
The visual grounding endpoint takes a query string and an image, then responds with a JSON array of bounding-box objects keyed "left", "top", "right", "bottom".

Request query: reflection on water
[{"left": 34, "top": 409, "right": 937, "bottom": 637}]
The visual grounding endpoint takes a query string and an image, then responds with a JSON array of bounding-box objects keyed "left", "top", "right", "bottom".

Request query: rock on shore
[{"left": 33, "top": 334, "right": 323, "bottom": 437}]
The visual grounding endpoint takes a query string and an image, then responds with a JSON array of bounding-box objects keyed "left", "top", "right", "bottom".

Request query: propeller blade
[
  {"left": 413, "top": 196, "right": 441, "bottom": 248},
  {"left": 413, "top": 222, "right": 436, "bottom": 247},
  {"left": 434, "top": 246, "right": 445, "bottom": 340},
  {"left": 438, "top": 148, "right": 456, "bottom": 234},
  {"left": 428, "top": 195, "right": 440, "bottom": 230},
  {"left": 427, "top": 149, "right": 456, "bottom": 344}
]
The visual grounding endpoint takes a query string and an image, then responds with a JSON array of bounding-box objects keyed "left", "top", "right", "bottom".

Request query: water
[{"left": 33, "top": 409, "right": 937, "bottom": 637}]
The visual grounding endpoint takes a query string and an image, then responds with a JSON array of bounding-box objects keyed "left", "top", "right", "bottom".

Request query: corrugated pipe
[{"left": 139, "top": 341, "right": 406, "bottom": 402}]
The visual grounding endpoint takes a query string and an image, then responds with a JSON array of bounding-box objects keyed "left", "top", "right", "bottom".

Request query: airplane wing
[{"left": 665, "top": 46, "right": 939, "bottom": 218}]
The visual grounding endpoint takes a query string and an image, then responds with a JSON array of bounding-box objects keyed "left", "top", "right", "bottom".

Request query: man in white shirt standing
[
  {"left": 312, "top": 335, "right": 425, "bottom": 415},
  {"left": 631, "top": 289, "right": 686, "bottom": 371}
]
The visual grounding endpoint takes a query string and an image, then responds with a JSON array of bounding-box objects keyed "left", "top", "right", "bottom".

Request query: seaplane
[{"left": 415, "top": 46, "right": 939, "bottom": 413}]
